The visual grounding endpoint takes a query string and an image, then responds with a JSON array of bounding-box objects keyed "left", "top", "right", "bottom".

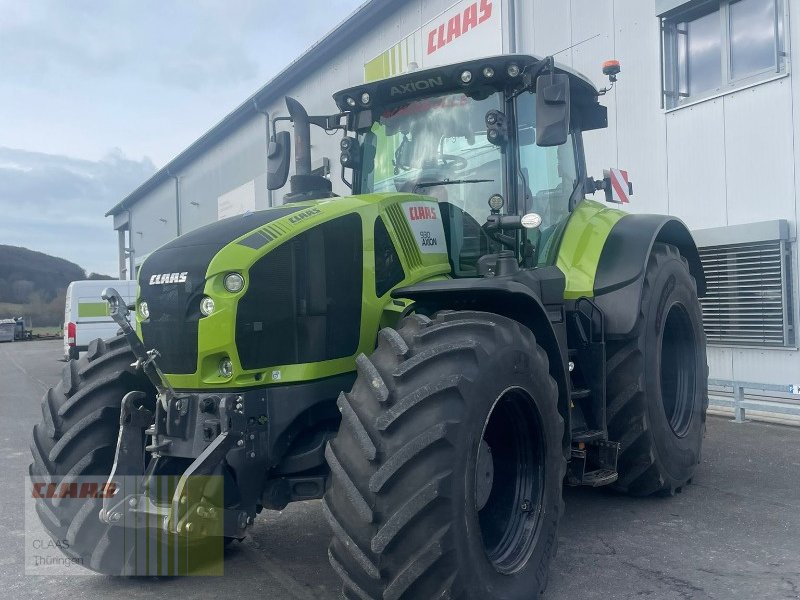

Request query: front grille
[
  {"left": 236, "top": 214, "right": 363, "bottom": 370},
  {"left": 139, "top": 260, "right": 204, "bottom": 374},
  {"left": 137, "top": 206, "right": 304, "bottom": 375}
]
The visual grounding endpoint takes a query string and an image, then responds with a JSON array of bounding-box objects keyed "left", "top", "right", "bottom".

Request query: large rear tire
[
  {"left": 324, "top": 311, "right": 565, "bottom": 599},
  {"left": 606, "top": 243, "right": 708, "bottom": 496}
]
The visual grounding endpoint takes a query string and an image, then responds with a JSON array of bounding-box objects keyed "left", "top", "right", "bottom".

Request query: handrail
[{"left": 707, "top": 379, "right": 800, "bottom": 423}]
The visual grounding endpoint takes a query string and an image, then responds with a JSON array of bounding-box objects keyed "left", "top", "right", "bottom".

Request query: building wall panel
[
  {"left": 723, "top": 79, "right": 794, "bottom": 227},
  {"left": 129, "top": 178, "right": 177, "bottom": 260},
  {"left": 612, "top": 0, "right": 669, "bottom": 215},
  {"left": 665, "top": 99, "right": 727, "bottom": 229},
  {"left": 530, "top": 0, "right": 572, "bottom": 64}
]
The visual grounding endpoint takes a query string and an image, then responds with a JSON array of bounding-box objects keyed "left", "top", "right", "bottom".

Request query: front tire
[
  {"left": 324, "top": 311, "right": 565, "bottom": 599},
  {"left": 30, "top": 336, "right": 155, "bottom": 573},
  {"left": 606, "top": 243, "right": 708, "bottom": 496},
  {"left": 30, "top": 336, "right": 230, "bottom": 574}
]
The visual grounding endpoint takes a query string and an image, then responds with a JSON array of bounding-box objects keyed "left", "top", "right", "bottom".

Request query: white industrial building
[{"left": 107, "top": 0, "right": 797, "bottom": 397}]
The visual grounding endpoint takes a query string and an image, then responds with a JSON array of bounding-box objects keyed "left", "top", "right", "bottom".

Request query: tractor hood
[{"left": 136, "top": 193, "right": 450, "bottom": 391}]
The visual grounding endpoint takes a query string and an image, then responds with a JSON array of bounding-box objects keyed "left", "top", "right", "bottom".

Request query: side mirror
[
  {"left": 535, "top": 73, "right": 571, "bottom": 147},
  {"left": 267, "top": 130, "right": 291, "bottom": 190}
]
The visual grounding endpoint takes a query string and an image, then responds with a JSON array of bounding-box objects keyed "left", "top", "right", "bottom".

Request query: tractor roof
[{"left": 333, "top": 54, "right": 602, "bottom": 114}]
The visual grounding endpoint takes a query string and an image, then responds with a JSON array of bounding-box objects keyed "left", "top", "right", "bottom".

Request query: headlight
[
  {"left": 219, "top": 357, "right": 233, "bottom": 378},
  {"left": 223, "top": 272, "right": 245, "bottom": 293},
  {"left": 200, "top": 296, "right": 215, "bottom": 316},
  {"left": 138, "top": 301, "right": 149, "bottom": 320}
]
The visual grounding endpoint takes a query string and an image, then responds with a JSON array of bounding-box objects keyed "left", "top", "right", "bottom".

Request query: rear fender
[
  {"left": 594, "top": 214, "right": 705, "bottom": 338},
  {"left": 392, "top": 270, "right": 572, "bottom": 457}
]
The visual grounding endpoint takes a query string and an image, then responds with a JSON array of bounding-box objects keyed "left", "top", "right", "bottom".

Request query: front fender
[{"left": 392, "top": 268, "right": 572, "bottom": 458}]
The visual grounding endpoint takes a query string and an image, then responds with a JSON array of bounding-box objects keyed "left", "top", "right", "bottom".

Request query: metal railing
[{"left": 707, "top": 379, "right": 800, "bottom": 423}]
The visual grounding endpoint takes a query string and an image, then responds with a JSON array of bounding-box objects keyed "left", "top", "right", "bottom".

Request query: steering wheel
[{"left": 440, "top": 154, "right": 468, "bottom": 172}]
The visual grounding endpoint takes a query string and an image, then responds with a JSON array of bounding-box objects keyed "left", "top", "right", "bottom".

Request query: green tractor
[{"left": 30, "top": 54, "right": 708, "bottom": 597}]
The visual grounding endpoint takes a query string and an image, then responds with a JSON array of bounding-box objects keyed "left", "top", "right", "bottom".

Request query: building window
[{"left": 661, "top": 0, "right": 788, "bottom": 109}]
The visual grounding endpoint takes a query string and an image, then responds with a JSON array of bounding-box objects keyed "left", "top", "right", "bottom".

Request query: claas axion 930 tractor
[{"left": 30, "top": 54, "right": 708, "bottom": 598}]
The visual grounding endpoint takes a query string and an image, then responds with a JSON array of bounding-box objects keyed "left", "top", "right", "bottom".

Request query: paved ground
[{"left": 1, "top": 340, "right": 799, "bottom": 599}]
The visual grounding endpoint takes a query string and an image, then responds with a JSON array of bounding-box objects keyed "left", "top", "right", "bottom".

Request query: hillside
[{"left": 0, "top": 245, "right": 112, "bottom": 325}]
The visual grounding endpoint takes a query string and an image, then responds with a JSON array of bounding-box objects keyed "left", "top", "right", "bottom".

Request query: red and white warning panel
[{"left": 604, "top": 168, "right": 631, "bottom": 204}]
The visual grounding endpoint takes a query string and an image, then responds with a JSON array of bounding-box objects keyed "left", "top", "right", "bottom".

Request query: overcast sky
[{"left": 0, "top": 0, "right": 363, "bottom": 276}]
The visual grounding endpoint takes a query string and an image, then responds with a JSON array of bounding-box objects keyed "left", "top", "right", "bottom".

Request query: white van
[{"left": 64, "top": 280, "right": 137, "bottom": 360}]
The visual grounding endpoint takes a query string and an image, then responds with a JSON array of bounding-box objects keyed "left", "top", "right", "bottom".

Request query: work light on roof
[
  {"left": 345, "top": 96, "right": 357, "bottom": 108},
  {"left": 460, "top": 70, "right": 473, "bottom": 84},
  {"left": 482, "top": 66, "right": 495, "bottom": 79},
  {"left": 507, "top": 63, "right": 521, "bottom": 77},
  {"left": 361, "top": 92, "right": 371, "bottom": 105}
]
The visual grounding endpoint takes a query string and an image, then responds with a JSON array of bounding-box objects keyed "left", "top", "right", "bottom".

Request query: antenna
[{"left": 548, "top": 33, "right": 602, "bottom": 58}]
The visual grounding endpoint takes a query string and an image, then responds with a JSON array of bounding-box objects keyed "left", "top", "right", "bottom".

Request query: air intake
[{"left": 695, "top": 220, "right": 793, "bottom": 348}]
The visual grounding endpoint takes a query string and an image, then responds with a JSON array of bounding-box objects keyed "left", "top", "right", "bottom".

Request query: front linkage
[{"left": 99, "top": 287, "right": 259, "bottom": 540}]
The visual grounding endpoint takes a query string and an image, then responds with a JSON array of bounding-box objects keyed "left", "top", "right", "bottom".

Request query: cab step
[
  {"left": 579, "top": 469, "right": 618, "bottom": 487},
  {"left": 572, "top": 429, "right": 605, "bottom": 444}
]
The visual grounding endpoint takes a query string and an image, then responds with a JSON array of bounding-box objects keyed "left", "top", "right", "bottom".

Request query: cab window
[{"left": 515, "top": 93, "right": 579, "bottom": 265}]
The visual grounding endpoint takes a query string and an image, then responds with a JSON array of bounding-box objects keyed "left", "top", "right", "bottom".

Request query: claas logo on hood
[{"left": 149, "top": 272, "right": 188, "bottom": 285}]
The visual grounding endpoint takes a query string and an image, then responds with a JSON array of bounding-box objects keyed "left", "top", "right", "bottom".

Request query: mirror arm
[
  {"left": 271, "top": 115, "right": 292, "bottom": 133},
  {"left": 509, "top": 56, "right": 555, "bottom": 101},
  {"left": 308, "top": 113, "right": 348, "bottom": 131}
]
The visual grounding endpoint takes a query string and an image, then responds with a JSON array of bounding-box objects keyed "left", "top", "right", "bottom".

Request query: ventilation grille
[
  {"left": 699, "top": 240, "right": 793, "bottom": 347},
  {"left": 385, "top": 205, "right": 422, "bottom": 269}
]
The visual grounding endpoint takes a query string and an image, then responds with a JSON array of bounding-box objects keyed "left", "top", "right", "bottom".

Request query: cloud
[
  {"left": 0, "top": 0, "right": 363, "bottom": 92},
  {"left": 0, "top": 147, "right": 156, "bottom": 276}
]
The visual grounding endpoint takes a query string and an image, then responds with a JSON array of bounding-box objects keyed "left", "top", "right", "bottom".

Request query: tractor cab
[{"left": 269, "top": 54, "right": 610, "bottom": 276}]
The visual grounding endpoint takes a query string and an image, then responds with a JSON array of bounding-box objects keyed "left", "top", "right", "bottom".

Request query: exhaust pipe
[
  {"left": 285, "top": 96, "right": 311, "bottom": 176},
  {"left": 282, "top": 96, "right": 333, "bottom": 203}
]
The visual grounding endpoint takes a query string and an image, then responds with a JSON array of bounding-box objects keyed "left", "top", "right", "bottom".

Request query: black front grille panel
[
  {"left": 139, "top": 260, "right": 204, "bottom": 374},
  {"left": 138, "top": 245, "right": 208, "bottom": 375},
  {"left": 236, "top": 214, "right": 363, "bottom": 370},
  {"left": 137, "top": 207, "right": 306, "bottom": 375}
]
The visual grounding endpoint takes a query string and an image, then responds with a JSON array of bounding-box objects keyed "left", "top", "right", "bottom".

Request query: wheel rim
[
  {"left": 660, "top": 304, "right": 697, "bottom": 438},
  {"left": 477, "top": 388, "right": 545, "bottom": 575}
]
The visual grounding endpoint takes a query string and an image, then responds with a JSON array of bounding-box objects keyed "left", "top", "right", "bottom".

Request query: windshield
[
  {"left": 359, "top": 91, "right": 506, "bottom": 275},
  {"left": 357, "top": 88, "right": 581, "bottom": 275},
  {"left": 359, "top": 92, "right": 505, "bottom": 217}
]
